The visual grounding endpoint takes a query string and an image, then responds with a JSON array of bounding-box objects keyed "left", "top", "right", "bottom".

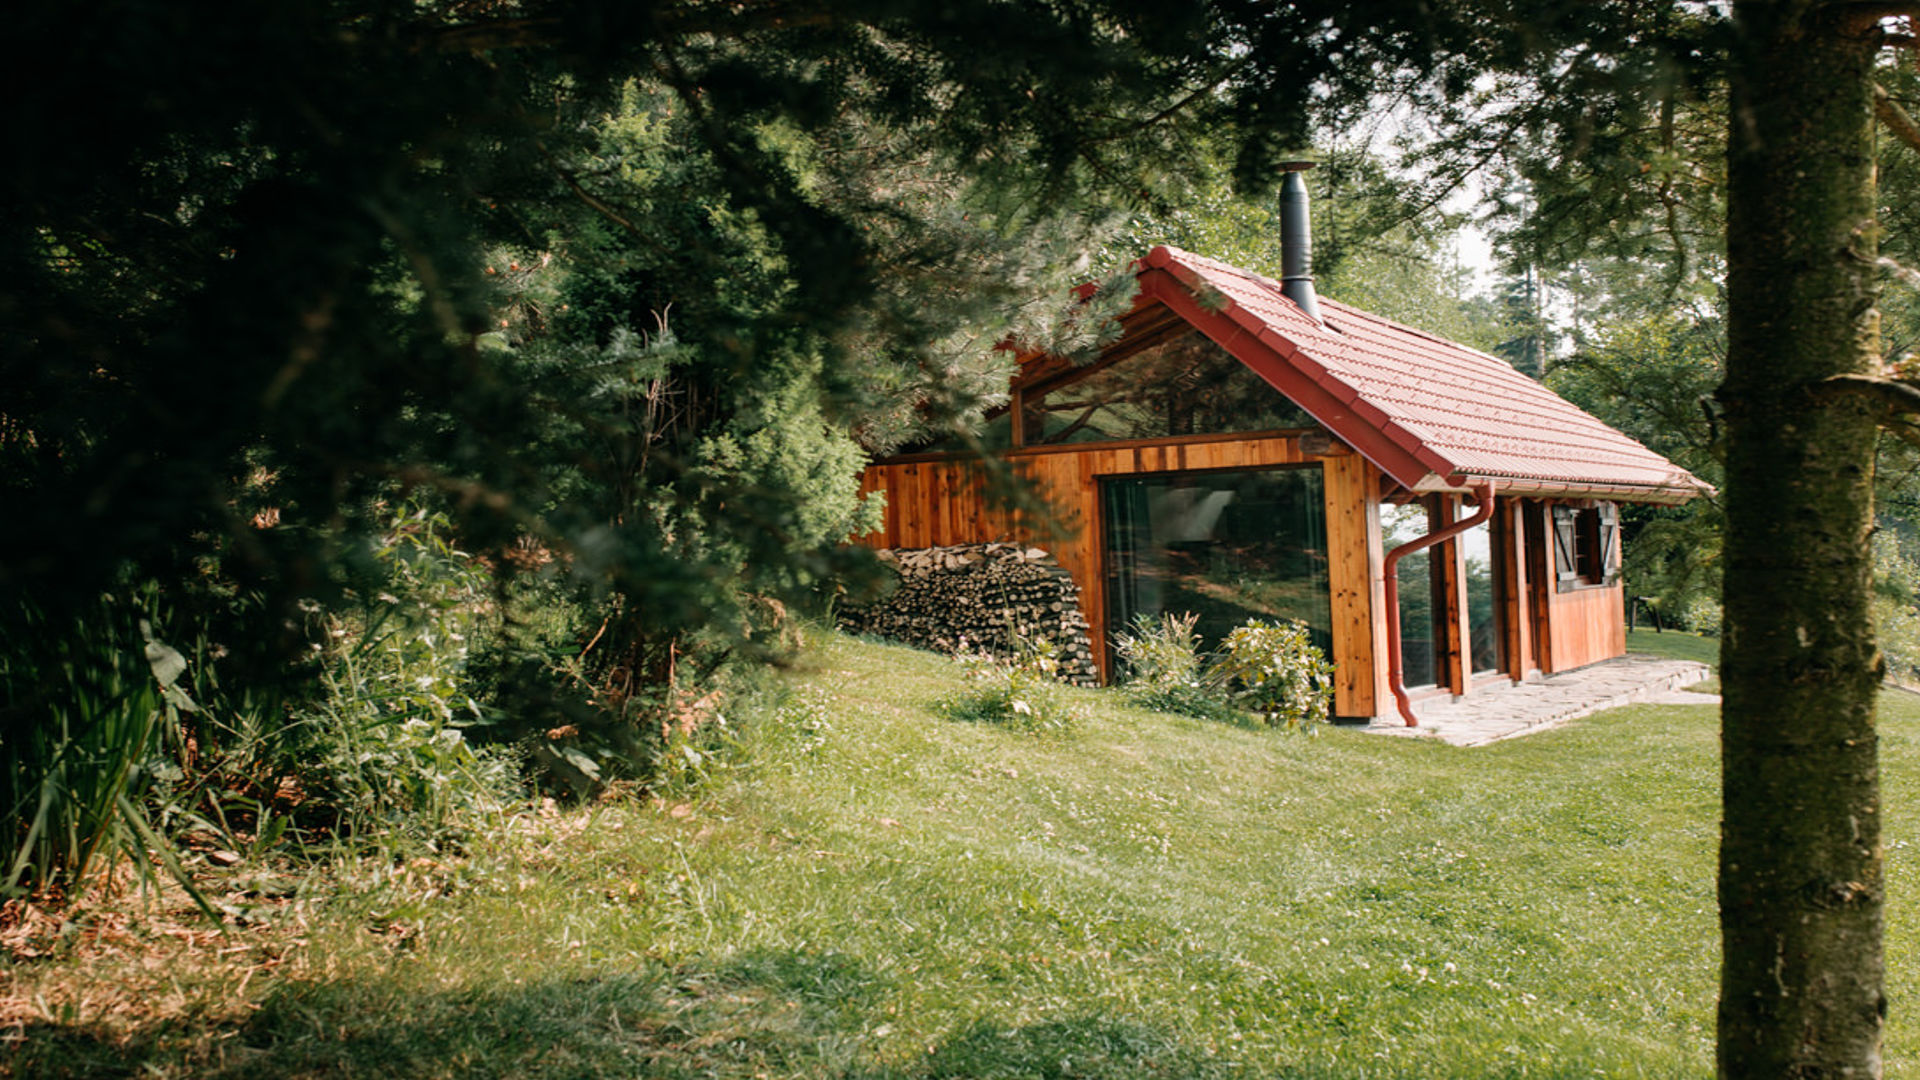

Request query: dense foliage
[
  {"left": 940, "top": 636, "right": 1081, "bottom": 733},
  {"left": 0, "top": 1, "right": 1214, "bottom": 856},
  {"left": 1113, "top": 611, "right": 1242, "bottom": 725},
  {"left": 6, "top": 4, "right": 1915, "bottom": 1071},
  {"left": 1211, "top": 619, "right": 1336, "bottom": 731}
]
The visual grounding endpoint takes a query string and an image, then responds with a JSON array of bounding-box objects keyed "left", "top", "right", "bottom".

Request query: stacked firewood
[{"left": 838, "top": 543, "right": 1099, "bottom": 686}]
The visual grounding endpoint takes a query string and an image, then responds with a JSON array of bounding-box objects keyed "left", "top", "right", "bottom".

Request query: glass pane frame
[
  {"left": 1021, "top": 326, "right": 1316, "bottom": 447},
  {"left": 1459, "top": 515, "right": 1508, "bottom": 677},
  {"left": 1099, "top": 464, "right": 1332, "bottom": 675},
  {"left": 1380, "top": 498, "right": 1447, "bottom": 691}
]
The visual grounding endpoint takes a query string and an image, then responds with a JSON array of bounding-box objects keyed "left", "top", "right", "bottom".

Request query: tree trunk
[{"left": 1720, "top": 2, "right": 1886, "bottom": 1075}]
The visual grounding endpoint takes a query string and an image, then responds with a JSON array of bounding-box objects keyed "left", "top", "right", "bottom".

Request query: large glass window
[
  {"left": 1382, "top": 500, "right": 1445, "bottom": 689},
  {"left": 1460, "top": 518, "right": 1506, "bottom": 675},
  {"left": 1101, "top": 467, "right": 1330, "bottom": 669},
  {"left": 1022, "top": 327, "right": 1315, "bottom": 445}
]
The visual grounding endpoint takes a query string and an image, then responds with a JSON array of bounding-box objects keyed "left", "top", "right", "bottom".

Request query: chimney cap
[{"left": 1278, "top": 160, "right": 1317, "bottom": 173}]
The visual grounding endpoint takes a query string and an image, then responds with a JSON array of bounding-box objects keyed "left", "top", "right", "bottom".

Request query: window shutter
[
  {"left": 1598, "top": 503, "right": 1622, "bottom": 586},
  {"left": 1552, "top": 506, "right": 1579, "bottom": 593}
]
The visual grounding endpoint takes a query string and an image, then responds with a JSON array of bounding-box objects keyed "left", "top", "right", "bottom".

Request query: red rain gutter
[{"left": 1383, "top": 481, "right": 1497, "bottom": 727}]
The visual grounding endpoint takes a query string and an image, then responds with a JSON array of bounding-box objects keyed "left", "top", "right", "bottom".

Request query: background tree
[
  {"left": 0, "top": 0, "right": 1229, "bottom": 807},
  {"left": 1545, "top": 311, "right": 1726, "bottom": 627}
]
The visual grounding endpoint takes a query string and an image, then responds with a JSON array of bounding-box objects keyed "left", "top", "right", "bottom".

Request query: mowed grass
[
  {"left": 1625, "top": 628, "right": 1720, "bottom": 669},
  {"left": 13, "top": 628, "right": 1920, "bottom": 1078}
]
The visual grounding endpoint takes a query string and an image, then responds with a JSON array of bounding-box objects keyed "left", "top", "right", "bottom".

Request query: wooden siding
[
  {"left": 1437, "top": 500, "right": 1468, "bottom": 696},
  {"left": 1524, "top": 502, "right": 1555, "bottom": 674},
  {"left": 854, "top": 432, "right": 1381, "bottom": 719},
  {"left": 1544, "top": 581, "right": 1627, "bottom": 672},
  {"left": 1496, "top": 499, "right": 1536, "bottom": 679},
  {"left": 854, "top": 442, "right": 1635, "bottom": 718},
  {"left": 1321, "top": 453, "right": 1379, "bottom": 718}
]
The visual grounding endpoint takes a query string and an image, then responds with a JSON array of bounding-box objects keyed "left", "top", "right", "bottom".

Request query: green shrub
[
  {"left": 1210, "top": 619, "right": 1334, "bottom": 731},
  {"left": 470, "top": 576, "right": 772, "bottom": 799},
  {"left": 1681, "top": 595, "right": 1723, "bottom": 637},
  {"left": 292, "top": 507, "right": 521, "bottom": 848},
  {"left": 1874, "top": 531, "right": 1920, "bottom": 684},
  {"left": 1112, "top": 612, "right": 1245, "bottom": 725},
  {"left": 941, "top": 636, "right": 1078, "bottom": 733}
]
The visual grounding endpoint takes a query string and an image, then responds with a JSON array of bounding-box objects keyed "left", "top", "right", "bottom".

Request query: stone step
[{"left": 1362, "top": 655, "right": 1715, "bottom": 747}]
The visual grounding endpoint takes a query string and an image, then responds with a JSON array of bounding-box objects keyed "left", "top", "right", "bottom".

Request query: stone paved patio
[{"left": 1360, "top": 653, "right": 1716, "bottom": 747}]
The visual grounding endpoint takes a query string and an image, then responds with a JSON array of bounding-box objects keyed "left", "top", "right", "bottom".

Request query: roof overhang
[
  {"left": 1137, "top": 246, "right": 1711, "bottom": 508},
  {"left": 1412, "top": 473, "right": 1713, "bottom": 506}
]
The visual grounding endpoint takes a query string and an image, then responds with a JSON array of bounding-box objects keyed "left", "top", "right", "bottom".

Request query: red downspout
[{"left": 1383, "top": 481, "right": 1497, "bottom": 727}]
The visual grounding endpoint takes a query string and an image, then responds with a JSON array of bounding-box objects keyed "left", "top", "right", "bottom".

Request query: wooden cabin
[{"left": 851, "top": 240, "right": 1708, "bottom": 724}]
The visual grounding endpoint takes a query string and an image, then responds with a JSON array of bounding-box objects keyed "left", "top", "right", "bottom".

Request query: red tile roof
[{"left": 1139, "top": 245, "right": 1711, "bottom": 504}]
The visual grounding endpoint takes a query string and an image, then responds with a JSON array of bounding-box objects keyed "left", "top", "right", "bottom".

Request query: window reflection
[
  {"left": 1381, "top": 501, "right": 1444, "bottom": 689},
  {"left": 1102, "top": 467, "right": 1330, "bottom": 669},
  {"left": 1023, "top": 328, "right": 1315, "bottom": 445},
  {"left": 1459, "top": 519, "right": 1506, "bottom": 675}
]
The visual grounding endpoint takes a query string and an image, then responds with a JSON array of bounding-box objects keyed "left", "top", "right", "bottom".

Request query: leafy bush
[
  {"left": 1112, "top": 612, "right": 1245, "bottom": 725},
  {"left": 1681, "top": 595, "right": 1723, "bottom": 637},
  {"left": 941, "top": 636, "right": 1078, "bottom": 732},
  {"left": 471, "top": 576, "right": 785, "bottom": 799},
  {"left": 1210, "top": 619, "right": 1335, "bottom": 731},
  {"left": 291, "top": 507, "right": 521, "bottom": 848},
  {"left": 1875, "top": 531, "right": 1920, "bottom": 685}
]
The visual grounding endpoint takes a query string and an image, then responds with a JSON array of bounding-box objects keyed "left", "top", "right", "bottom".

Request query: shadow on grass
[
  {"left": 5, "top": 947, "right": 1238, "bottom": 1080},
  {"left": 5, "top": 946, "right": 1669, "bottom": 1080}
]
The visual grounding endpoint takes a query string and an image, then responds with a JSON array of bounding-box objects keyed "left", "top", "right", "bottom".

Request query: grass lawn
[
  {"left": 1627, "top": 628, "right": 1721, "bottom": 694},
  {"left": 1625, "top": 628, "right": 1720, "bottom": 669},
  {"left": 9, "top": 629, "right": 1920, "bottom": 1078}
]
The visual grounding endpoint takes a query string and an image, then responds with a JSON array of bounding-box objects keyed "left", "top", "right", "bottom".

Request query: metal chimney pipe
[{"left": 1278, "top": 161, "right": 1322, "bottom": 323}]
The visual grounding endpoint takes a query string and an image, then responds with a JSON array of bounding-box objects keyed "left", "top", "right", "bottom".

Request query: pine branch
[
  {"left": 1876, "top": 83, "right": 1920, "bottom": 153},
  {"left": 1371, "top": 103, "right": 1534, "bottom": 239},
  {"left": 404, "top": 3, "right": 840, "bottom": 54},
  {"left": 408, "top": 16, "right": 563, "bottom": 54},
  {"left": 1081, "top": 58, "right": 1253, "bottom": 146},
  {"left": 554, "top": 163, "right": 642, "bottom": 235}
]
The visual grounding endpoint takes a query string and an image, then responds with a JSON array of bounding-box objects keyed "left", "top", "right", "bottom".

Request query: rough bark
[{"left": 1720, "top": 2, "right": 1887, "bottom": 1075}]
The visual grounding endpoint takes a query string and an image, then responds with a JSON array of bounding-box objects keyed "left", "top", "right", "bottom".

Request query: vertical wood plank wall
[
  {"left": 1495, "top": 500, "right": 1538, "bottom": 679},
  {"left": 853, "top": 433, "right": 1382, "bottom": 719},
  {"left": 1515, "top": 498, "right": 1627, "bottom": 674},
  {"left": 1545, "top": 581, "right": 1628, "bottom": 672},
  {"left": 1321, "top": 453, "right": 1380, "bottom": 719},
  {"left": 1436, "top": 499, "right": 1469, "bottom": 696}
]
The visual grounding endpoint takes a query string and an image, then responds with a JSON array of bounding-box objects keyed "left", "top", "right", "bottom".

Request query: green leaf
[
  {"left": 560, "top": 746, "right": 603, "bottom": 783},
  {"left": 141, "top": 633, "right": 188, "bottom": 689},
  {"left": 161, "top": 683, "right": 200, "bottom": 714}
]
